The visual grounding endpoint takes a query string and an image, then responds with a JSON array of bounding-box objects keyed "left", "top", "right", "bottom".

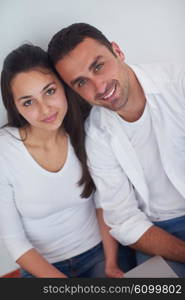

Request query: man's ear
[{"left": 111, "top": 42, "right": 125, "bottom": 61}]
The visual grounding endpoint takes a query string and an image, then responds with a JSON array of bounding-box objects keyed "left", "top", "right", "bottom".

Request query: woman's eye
[
  {"left": 95, "top": 63, "right": 103, "bottom": 72},
  {"left": 46, "top": 88, "right": 55, "bottom": 95},
  {"left": 78, "top": 79, "right": 87, "bottom": 87},
  {"left": 23, "top": 99, "right": 32, "bottom": 107}
]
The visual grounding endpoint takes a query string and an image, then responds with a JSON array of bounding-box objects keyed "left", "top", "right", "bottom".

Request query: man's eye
[
  {"left": 23, "top": 99, "right": 32, "bottom": 107},
  {"left": 78, "top": 79, "right": 87, "bottom": 87},
  {"left": 95, "top": 63, "right": 103, "bottom": 72},
  {"left": 46, "top": 88, "right": 55, "bottom": 95}
]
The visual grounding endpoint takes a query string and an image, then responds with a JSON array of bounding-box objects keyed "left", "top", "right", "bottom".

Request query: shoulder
[
  {"left": 131, "top": 62, "right": 185, "bottom": 84},
  {"left": 0, "top": 126, "right": 19, "bottom": 154},
  {"left": 85, "top": 106, "right": 104, "bottom": 131},
  {"left": 0, "top": 126, "right": 11, "bottom": 143},
  {"left": 85, "top": 107, "right": 119, "bottom": 159},
  {"left": 85, "top": 106, "right": 116, "bottom": 139}
]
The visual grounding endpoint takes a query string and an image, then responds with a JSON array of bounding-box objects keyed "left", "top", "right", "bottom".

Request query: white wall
[{"left": 0, "top": 0, "right": 185, "bottom": 276}]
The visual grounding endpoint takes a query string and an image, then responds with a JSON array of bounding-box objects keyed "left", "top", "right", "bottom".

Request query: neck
[
  {"left": 118, "top": 66, "right": 146, "bottom": 122},
  {"left": 20, "top": 126, "right": 65, "bottom": 149}
]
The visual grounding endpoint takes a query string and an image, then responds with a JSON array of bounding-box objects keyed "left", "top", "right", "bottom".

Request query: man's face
[{"left": 55, "top": 37, "right": 130, "bottom": 112}]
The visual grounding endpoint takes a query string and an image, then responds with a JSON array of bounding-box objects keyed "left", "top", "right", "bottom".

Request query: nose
[
  {"left": 93, "top": 78, "right": 107, "bottom": 95},
  {"left": 39, "top": 101, "right": 50, "bottom": 116}
]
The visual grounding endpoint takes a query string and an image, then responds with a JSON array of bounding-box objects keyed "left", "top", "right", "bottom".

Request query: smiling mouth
[
  {"left": 42, "top": 112, "right": 58, "bottom": 123},
  {"left": 99, "top": 82, "right": 117, "bottom": 102}
]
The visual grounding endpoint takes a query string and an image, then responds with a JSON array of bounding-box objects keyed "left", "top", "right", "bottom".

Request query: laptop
[{"left": 124, "top": 255, "right": 178, "bottom": 278}]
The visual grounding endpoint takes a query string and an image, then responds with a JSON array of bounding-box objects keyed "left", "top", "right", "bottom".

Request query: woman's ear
[{"left": 111, "top": 42, "right": 125, "bottom": 61}]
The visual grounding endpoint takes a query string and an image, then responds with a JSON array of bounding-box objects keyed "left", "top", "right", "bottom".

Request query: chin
[
  {"left": 105, "top": 98, "right": 122, "bottom": 111},
  {"left": 48, "top": 123, "right": 62, "bottom": 131},
  {"left": 38, "top": 122, "right": 61, "bottom": 132}
]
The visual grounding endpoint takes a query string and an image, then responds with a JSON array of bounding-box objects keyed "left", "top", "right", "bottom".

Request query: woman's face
[{"left": 11, "top": 68, "right": 68, "bottom": 132}]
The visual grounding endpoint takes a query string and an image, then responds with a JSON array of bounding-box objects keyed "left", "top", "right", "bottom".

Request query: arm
[
  {"left": 86, "top": 127, "right": 185, "bottom": 263},
  {"left": 96, "top": 208, "right": 124, "bottom": 278},
  {"left": 0, "top": 164, "right": 67, "bottom": 278},
  {"left": 16, "top": 248, "right": 67, "bottom": 278},
  {"left": 130, "top": 225, "right": 185, "bottom": 262}
]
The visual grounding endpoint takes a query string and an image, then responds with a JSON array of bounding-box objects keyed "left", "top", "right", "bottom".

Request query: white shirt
[
  {"left": 121, "top": 102, "right": 185, "bottom": 221},
  {"left": 85, "top": 62, "right": 185, "bottom": 246},
  {"left": 0, "top": 127, "right": 101, "bottom": 262}
]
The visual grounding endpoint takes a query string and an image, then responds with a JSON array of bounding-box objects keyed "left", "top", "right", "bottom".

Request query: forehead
[
  {"left": 55, "top": 38, "right": 111, "bottom": 80},
  {"left": 11, "top": 69, "right": 55, "bottom": 96}
]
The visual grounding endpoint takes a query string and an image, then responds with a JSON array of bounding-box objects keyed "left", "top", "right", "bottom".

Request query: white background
[{"left": 0, "top": 0, "right": 185, "bottom": 276}]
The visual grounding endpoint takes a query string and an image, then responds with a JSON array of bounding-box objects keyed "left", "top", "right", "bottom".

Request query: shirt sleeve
[
  {"left": 0, "top": 161, "right": 33, "bottom": 262},
  {"left": 85, "top": 129, "right": 153, "bottom": 246}
]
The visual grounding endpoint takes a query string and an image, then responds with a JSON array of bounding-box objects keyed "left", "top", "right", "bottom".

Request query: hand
[{"left": 105, "top": 265, "right": 124, "bottom": 278}]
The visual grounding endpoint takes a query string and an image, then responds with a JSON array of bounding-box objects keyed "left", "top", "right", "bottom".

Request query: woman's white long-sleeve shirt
[
  {"left": 0, "top": 127, "right": 101, "bottom": 262},
  {"left": 85, "top": 62, "right": 185, "bottom": 246}
]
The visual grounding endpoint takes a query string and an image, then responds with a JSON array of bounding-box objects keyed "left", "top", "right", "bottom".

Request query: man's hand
[{"left": 105, "top": 265, "right": 124, "bottom": 278}]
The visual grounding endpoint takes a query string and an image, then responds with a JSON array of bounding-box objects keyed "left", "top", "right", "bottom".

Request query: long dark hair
[
  {"left": 48, "top": 22, "right": 116, "bottom": 65},
  {"left": 0, "top": 43, "right": 95, "bottom": 198}
]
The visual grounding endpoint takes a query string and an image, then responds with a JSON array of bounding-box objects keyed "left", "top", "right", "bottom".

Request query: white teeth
[{"left": 103, "top": 86, "right": 115, "bottom": 99}]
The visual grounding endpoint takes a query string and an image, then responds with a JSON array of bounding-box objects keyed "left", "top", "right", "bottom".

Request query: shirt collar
[{"left": 130, "top": 64, "right": 160, "bottom": 94}]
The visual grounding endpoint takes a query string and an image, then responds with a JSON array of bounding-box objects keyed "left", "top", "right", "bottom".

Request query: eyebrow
[
  {"left": 17, "top": 82, "right": 55, "bottom": 101},
  {"left": 70, "top": 55, "right": 103, "bottom": 86}
]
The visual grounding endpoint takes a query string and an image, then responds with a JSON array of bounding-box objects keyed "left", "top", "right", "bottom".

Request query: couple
[{"left": 0, "top": 23, "right": 185, "bottom": 278}]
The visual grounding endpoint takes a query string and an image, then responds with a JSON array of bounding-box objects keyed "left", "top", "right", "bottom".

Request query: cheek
[
  {"left": 79, "top": 85, "right": 94, "bottom": 100},
  {"left": 53, "top": 96, "right": 68, "bottom": 117},
  {"left": 54, "top": 96, "right": 68, "bottom": 110},
  {"left": 18, "top": 107, "right": 39, "bottom": 123},
  {"left": 108, "top": 61, "right": 121, "bottom": 77}
]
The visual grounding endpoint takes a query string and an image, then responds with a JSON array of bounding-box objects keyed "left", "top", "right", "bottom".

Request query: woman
[{"left": 0, "top": 44, "right": 124, "bottom": 278}]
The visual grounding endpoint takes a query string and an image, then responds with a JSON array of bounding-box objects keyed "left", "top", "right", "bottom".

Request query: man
[{"left": 48, "top": 23, "right": 185, "bottom": 277}]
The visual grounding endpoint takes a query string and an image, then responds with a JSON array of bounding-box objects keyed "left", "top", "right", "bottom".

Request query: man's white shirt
[{"left": 85, "top": 62, "right": 185, "bottom": 245}]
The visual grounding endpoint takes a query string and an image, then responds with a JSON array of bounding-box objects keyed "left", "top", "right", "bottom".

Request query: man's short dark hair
[{"left": 48, "top": 23, "right": 115, "bottom": 65}]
